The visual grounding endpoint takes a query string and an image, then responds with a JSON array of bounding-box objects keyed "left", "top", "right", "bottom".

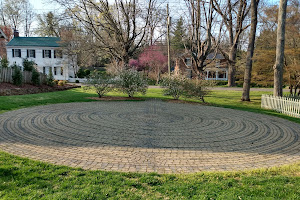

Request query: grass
[{"left": 0, "top": 87, "right": 300, "bottom": 199}]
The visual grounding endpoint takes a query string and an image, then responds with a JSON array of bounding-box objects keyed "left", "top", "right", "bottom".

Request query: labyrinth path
[{"left": 0, "top": 100, "right": 299, "bottom": 173}]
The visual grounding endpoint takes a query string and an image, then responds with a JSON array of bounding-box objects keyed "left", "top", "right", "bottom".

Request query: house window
[
  {"left": 54, "top": 67, "right": 57, "bottom": 75},
  {"left": 54, "top": 50, "right": 63, "bottom": 58},
  {"left": 49, "top": 67, "right": 52, "bottom": 75},
  {"left": 43, "top": 67, "right": 46, "bottom": 74},
  {"left": 27, "top": 49, "right": 36, "bottom": 58},
  {"left": 61, "top": 67, "right": 63, "bottom": 76},
  {"left": 12, "top": 49, "right": 21, "bottom": 58},
  {"left": 185, "top": 58, "right": 191, "bottom": 66},
  {"left": 43, "top": 50, "right": 51, "bottom": 58}
]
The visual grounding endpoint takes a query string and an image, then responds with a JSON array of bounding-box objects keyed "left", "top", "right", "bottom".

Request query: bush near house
[
  {"left": 58, "top": 80, "right": 67, "bottom": 86},
  {"left": 12, "top": 64, "right": 23, "bottom": 86},
  {"left": 31, "top": 69, "right": 40, "bottom": 86},
  {"left": 46, "top": 70, "right": 55, "bottom": 86},
  {"left": 23, "top": 59, "right": 35, "bottom": 72},
  {"left": 0, "top": 57, "right": 9, "bottom": 68}
]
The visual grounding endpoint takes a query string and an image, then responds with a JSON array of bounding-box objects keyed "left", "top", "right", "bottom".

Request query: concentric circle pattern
[{"left": 0, "top": 100, "right": 300, "bottom": 173}]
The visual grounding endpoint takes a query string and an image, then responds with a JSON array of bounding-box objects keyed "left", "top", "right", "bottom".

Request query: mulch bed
[
  {"left": 86, "top": 96, "right": 144, "bottom": 101},
  {"left": 0, "top": 83, "right": 80, "bottom": 96}
]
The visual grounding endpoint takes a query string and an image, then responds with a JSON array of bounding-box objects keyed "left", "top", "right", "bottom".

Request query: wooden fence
[
  {"left": 261, "top": 94, "right": 300, "bottom": 118},
  {"left": 0, "top": 67, "right": 47, "bottom": 84}
]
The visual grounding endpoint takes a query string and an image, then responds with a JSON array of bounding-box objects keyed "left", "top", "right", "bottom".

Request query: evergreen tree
[
  {"left": 35, "top": 12, "right": 60, "bottom": 37},
  {"left": 12, "top": 64, "right": 23, "bottom": 86},
  {"left": 171, "top": 17, "right": 186, "bottom": 51},
  {"left": 0, "top": 57, "right": 9, "bottom": 68}
]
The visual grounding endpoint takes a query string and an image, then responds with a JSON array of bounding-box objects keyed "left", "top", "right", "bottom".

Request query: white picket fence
[{"left": 261, "top": 94, "right": 300, "bottom": 118}]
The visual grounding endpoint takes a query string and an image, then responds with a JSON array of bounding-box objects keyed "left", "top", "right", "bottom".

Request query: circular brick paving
[{"left": 0, "top": 100, "right": 300, "bottom": 173}]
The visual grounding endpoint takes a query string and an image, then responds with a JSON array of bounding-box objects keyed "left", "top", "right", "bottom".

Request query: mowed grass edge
[{"left": 0, "top": 87, "right": 299, "bottom": 199}]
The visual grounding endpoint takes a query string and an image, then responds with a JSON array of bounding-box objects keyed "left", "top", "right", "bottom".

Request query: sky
[
  {"left": 27, "top": 0, "right": 279, "bottom": 36},
  {"left": 29, "top": 0, "right": 280, "bottom": 21}
]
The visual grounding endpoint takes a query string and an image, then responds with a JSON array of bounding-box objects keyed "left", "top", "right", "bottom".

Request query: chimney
[{"left": 14, "top": 29, "right": 19, "bottom": 38}]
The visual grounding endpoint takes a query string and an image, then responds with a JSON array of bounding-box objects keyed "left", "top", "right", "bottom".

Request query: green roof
[{"left": 7, "top": 37, "right": 61, "bottom": 47}]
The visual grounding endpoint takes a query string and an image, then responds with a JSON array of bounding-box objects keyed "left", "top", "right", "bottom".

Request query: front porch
[{"left": 205, "top": 69, "right": 228, "bottom": 81}]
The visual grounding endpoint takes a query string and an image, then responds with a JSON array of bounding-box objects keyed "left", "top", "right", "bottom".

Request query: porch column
[
  {"left": 216, "top": 71, "right": 219, "bottom": 80},
  {"left": 206, "top": 70, "right": 209, "bottom": 80},
  {"left": 225, "top": 70, "right": 228, "bottom": 80}
]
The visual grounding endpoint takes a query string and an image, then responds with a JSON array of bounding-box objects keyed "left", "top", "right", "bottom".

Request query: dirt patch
[
  {"left": 87, "top": 96, "right": 144, "bottom": 101},
  {"left": 0, "top": 83, "right": 80, "bottom": 96}
]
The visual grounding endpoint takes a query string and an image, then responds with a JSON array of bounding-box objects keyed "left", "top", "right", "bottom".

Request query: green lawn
[{"left": 0, "top": 88, "right": 299, "bottom": 199}]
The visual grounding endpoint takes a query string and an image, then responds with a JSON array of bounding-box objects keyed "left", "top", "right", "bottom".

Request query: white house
[{"left": 6, "top": 31, "right": 76, "bottom": 81}]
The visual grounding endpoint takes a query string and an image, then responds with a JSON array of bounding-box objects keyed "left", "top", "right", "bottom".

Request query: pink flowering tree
[
  {"left": 129, "top": 59, "right": 145, "bottom": 72},
  {"left": 138, "top": 45, "right": 167, "bottom": 84}
]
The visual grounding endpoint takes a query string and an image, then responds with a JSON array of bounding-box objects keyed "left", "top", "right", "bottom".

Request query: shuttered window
[
  {"left": 43, "top": 50, "right": 51, "bottom": 58},
  {"left": 54, "top": 50, "right": 63, "bottom": 58},
  {"left": 27, "top": 49, "right": 36, "bottom": 58},
  {"left": 12, "top": 49, "right": 21, "bottom": 57}
]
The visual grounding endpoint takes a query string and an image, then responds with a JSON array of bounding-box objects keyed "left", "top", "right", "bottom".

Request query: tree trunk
[
  {"left": 156, "top": 70, "right": 160, "bottom": 85},
  {"left": 273, "top": 0, "right": 288, "bottom": 97},
  {"left": 227, "top": 48, "right": 237, "bottom": 87},
  {"left": 241, "top": 0, "right": 259, "bottom": 101},
  {"left": 290, "top": 85, "right": 293, "bottom": 95}
]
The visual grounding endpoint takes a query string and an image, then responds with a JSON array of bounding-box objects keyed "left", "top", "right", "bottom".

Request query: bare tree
[
  {"left": 54, "top": 0, "right": 155, "bottom": 69},
  {"left": 23, "top": 1, "right": 35, "bottom": 37},
  {"left": 0, "top": 0, "right": 6, "bottom": 26},
  {"left": 273, "top": 0, "right": 288, "bottom": 97},
  {"left": 185, "top": 0, "right": 216, "bottom": 77},
  {"left": 3, "top": 0, "right": 27, "bottom": 30},
  {"left": 146, "top": 7, "right": 165, "bottom": 45},
  {"left": 212, "top": 0, "right": 250, "bottom": 86},
  {"left": 241, "top": 0, "right": 260, "bottom": 101}
]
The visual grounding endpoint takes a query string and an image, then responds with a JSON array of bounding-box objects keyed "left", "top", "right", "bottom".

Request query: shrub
[
  {"left": 46, "top": 70, "right": 55, "bottom": 86},
  {"left": 23, "top": 59, "right": 36, "bottom": 72},
  {"left": 85, "top": 72, "right": 113, "bottom": 98},
  {"left": 77, "top": 67, "right": 86, "bottom": 78},
  {"left": 53, "top": 80, "right": 59, "bottom": 85},
  {"left": 0, "top": 57, "right": 9, "bottom": 68},
  {"left": 160, "top": 75, "right": 187, "bottom": 100},
  {"left": 31, "top": 69, "right": 40, "bottom": 86},
  {"left": 12, "top": 64, "right": 23, "bottom": 86},
  {"left": 216, "top": 80, "right": 228, "bottom": 86},
  {"left": 84, "top": 69, "right": 91, "bottom": 76},
  {"left": 75, "top": 80, "right": 80, "bottom": 83},
  {"left": 147, "top": 78, "right": 157, "bottom": 85},
  {"left": 58, "top": 80, "right": 65, "bottom": 86},
  {"left": 115, "top": 69, "right": 148, "bottom": 97},
  {"left": 183, "top": 79, "right": 215, "bottom": 102}
]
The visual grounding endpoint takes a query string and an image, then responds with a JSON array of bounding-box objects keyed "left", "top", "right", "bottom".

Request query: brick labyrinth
[{"left": 0, "top": 100, "right": 300, "bottom": 173}]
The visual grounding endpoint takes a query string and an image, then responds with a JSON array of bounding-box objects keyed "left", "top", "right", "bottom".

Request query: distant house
[
  {"left": 0, "top": 28, "right": 7, "bottom": 59},
  {"left": 174, "top": 52, "right": 228, "bottom": 80},
  {"left": 6, "top": 31, "right": 76, "bottom": 80}
]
